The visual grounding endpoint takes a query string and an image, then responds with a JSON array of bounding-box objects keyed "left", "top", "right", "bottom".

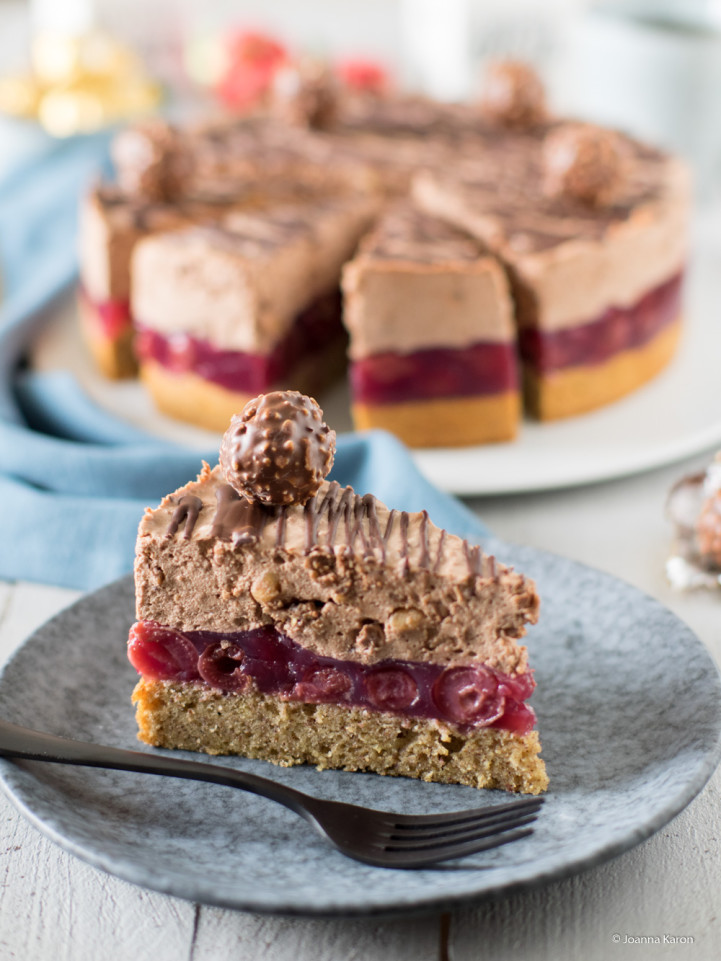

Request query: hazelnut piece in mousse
[
  {"left": 542, "top": 123, "right": 626, "bottom": 206},
  {"left": 479, "top": 59, "right": 547, "bottom": 129},
  {"left": 219, "top": 390, "right": 336, "bottom": 507}
]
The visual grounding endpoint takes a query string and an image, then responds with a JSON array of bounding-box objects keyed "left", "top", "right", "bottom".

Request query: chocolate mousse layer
[
  {"left": 133, "top": 198, "right": 376, "bottom": 353},
  {"left": 135, "top": 465, "right": 539, "bottom": 674}
]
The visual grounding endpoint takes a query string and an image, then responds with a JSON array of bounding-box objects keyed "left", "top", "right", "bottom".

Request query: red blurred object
[
  {"left": 216, "top": 30, "right": 288, "bottom": 111},
  {"left": 335, "top": 58, "right": 389, "bottom": 94}
]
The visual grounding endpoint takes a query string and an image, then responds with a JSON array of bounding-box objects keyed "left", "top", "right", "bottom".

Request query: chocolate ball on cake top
[
  {"left": 479, "top": 59, "right": 547, "bottom": 129},
  {"left": 112, "top": 119, "right": 191, "bottom": 203},
  {"left": 220, "top": 391, "right": 336, "bottom": 507},
  {"left": 270, "top": 59, "right": 339, "bottom": 130},
  {"left": 542, "top": 123, "right": 626, "bottom": 206}
]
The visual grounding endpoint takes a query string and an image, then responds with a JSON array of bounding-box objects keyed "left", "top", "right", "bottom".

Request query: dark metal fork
[{"left": 0, "top": 718, "right": 543, "bottom": 869}]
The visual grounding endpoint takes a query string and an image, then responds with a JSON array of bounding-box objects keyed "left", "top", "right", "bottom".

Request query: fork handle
[{"left": 0, "top": 718, "right": 315, "bottom": 822}]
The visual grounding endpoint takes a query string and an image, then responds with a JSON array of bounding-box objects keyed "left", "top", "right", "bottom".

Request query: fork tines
[{"left": 373, "top": 796, "right": 544, "bottom": 867}]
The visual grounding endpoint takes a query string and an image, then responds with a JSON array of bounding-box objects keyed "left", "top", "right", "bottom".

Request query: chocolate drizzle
[
  {"left": 418, "top": 511, "right": 430, "bottom": 570},
  {"left": 210, "top": 485, "right": 274, "bottom": 547},
  {"left": 382, "top": 510, "right": 397, "bottom": 562},
  {"left": 362, "top": 206, "right": 481, "bottom": 265},
  {"left": 399, "top": 511, "right": 411, "bottom": 577},
  {"left": 275, "top": 509, "right": 287, "bottom": 549},
  {"left": 464, "top": 542, "right": 481, "bottom": 575},
  {"left": 433, "top": 528, "right": 446, "bottom": 574},
  {"left": 166, "top": 478, "right": 495, "bottom": 580},
  {"left": 166, "top": 495, "right": 203, "bottom": 540}
]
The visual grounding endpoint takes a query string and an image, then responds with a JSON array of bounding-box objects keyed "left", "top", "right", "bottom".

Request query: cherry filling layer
[
  {"left": 134, "top": 289, "right": 344, "bottom": 393},
  {"left": 350, "top": 342, "right": 518, "bottom": 405},
  {"left": 79, "top": 286, "right": 132, "bottom": 341},
  {"left": 519, "top": 271, "right": 682, "bottom": 375},
  {"left": 128, "top": 621, "right": 537, "bottom": 735}
]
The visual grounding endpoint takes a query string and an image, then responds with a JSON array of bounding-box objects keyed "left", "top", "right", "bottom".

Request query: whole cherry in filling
[
  {"left": 198, "top": 641, "right": 249, "bottom": 692},
  {"left": 128, "top": 621, "right": 198, "bottom": 681},
  {"left": 431, "top": 667, "right": 504, "bottom": 725},
  {"left": 293, "top": 667, "right": 352, "bottom": 702},
  {"left": 127, "top": 621, "right": 537, "bottom": 734},
  {"left": 365, "top": 668, "right": 419, "bottom": 711}
]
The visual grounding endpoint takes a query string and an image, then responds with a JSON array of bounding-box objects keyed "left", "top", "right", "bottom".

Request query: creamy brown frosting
[
  {"left": 339, "top": 92, "right": 487, "bottom": 140},
  {"left": 342, "top": 205, "right": 514, "bottom": 357},
  {"left": 111, "top": 115, "right": 378, "bottom": 200},
  {"left": 136, "top": 465, "right": 538, "bottom": 673},
  {"left": 131, "top": 195, "right": 378, "bottom": 353},
  {"left": 79, "top": 187, "right": 263, "bottom": 301}
]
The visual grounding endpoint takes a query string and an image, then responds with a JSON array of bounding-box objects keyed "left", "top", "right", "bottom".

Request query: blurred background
[{"left": 2, "top": 0, "right": 721, "bottom": 195}]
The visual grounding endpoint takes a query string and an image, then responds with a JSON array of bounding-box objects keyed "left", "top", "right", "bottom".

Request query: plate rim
[
  {"left": 1, "top": 562, "right": 721, "bottom": 919},
  {"left": 413, "top": 426, "right": 721, "bottom": 497}
]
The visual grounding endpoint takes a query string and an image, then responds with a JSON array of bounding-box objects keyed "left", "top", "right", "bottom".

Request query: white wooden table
[{"left": 2, "top": 450, "right": 720, "bottom": 960}]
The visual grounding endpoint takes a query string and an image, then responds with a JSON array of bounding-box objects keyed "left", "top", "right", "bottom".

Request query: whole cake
[
  {"left": 128, "top": 391, "right": 547, "bottom": 793},
  {"left": 79, "top": 60, "right": 690, "bottom": 444}
]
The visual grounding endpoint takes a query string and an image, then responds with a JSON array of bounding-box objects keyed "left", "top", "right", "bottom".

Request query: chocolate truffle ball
[
  {"left": 271, "top": 60, "right": 339, "bottom": 130},
  {"left": 697, "top": 494, "right": 721, "bottom": 569},
  {"left": 543, "top": 123, "right": 625, "bottom": 206},
  {"left": 479, "top": 60, "right": 547, "bottom": 129},
  {"left": 112, "top": 120, "right": 191, "bottom": 203},
  {"left": 220, "top": 391, "right": 336, "bottom": 507}
]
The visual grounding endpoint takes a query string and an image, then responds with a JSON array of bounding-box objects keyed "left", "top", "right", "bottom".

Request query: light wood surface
[{"left": 2, "top": 450, "right": 720, "bottom": 959}]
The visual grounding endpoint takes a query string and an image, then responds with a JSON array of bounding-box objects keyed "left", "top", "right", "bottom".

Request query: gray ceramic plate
[{"left": 1, "top": 540, "right": 721, "bottom": 918}]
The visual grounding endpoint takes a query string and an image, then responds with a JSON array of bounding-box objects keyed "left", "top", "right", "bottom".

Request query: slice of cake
[
  {"left": 128, "top": 391, "right": 547, "bottom": 793},
  {"left": 78, "top": 186, "right": 149, "bottom": 380},
  {"left": 342, "top": 205, "right": 519, "bottom": 447},
  {"left": 78, "top": 186, "right": 262, "bottom": 380},
  {"left": 131, "top": 197, "right": 378, "bottom": 431}
]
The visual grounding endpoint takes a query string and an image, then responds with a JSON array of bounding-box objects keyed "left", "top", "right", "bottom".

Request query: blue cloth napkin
[{"left": 0, "top": 134, "right": 487, "bottom": 591}]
